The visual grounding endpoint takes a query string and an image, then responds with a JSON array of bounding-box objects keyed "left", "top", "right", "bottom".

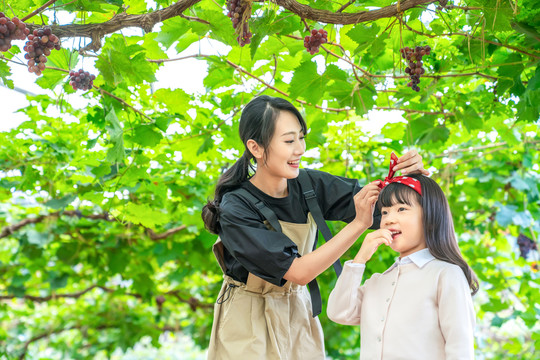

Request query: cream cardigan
[{"left": 327, "top": 249, "right": 475, "bottom": 360}]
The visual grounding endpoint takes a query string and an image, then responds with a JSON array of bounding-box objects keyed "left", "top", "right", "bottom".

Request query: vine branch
[
  {"left": 22, "top": 0, "right": 437, "bottom": 51},
  {"left": 25, "top": 0, "right": 203, "bottom": 51},
  {"left": 0, "top": 284, "right": 213, "bottom": 310},
  {"left": 0, "top": 210, "right": 187, "bottom": 241},
  {"left": 274, "top": 0, "right": 437, "bottom": 24},
  {"left": 21, "top": 0, "right": 59, "bottom": 22},
  {"left": 402, "top": 21, "right": 540, "bottom": 59}
]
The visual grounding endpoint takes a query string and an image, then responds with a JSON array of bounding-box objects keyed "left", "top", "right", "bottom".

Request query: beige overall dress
[{"left": 208, "top": 213, "right": 325, "bottom": 360}]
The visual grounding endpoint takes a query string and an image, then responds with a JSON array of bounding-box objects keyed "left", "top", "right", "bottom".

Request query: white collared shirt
[
  {"left": 385, "top": 247, "right": 434, "bottom": 271},
  {"left": 327, "top": 248, "right": 475, "bottom": 360}
]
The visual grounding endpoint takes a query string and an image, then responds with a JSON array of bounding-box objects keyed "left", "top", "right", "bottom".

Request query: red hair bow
[{"left": 378, "top": 153, "right": 422, "bottom": 196}]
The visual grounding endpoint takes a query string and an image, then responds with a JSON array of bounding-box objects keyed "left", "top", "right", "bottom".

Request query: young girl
[
  {"left": 202, "top": 97, "right": 428, "bottom": 360},
  {"left": 327, "top": 154, "right": 479, "bottom": 360}
]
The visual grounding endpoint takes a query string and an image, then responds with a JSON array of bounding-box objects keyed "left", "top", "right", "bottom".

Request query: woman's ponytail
[{"left": 202, "top": 152, "right": 254, "bottom": 234}]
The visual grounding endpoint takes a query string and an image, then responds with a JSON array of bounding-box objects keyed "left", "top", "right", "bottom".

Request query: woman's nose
[{"left": 294, "top": 141, "right": 305, "bottom": 155}]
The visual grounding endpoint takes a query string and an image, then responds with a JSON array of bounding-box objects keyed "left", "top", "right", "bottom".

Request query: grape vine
[
  {"left": 304, "top": 29, "right": 328, "bottom": 55},
  {"left": 226, "top": 0, "right": 252, "bottom": 46},
  {"left": 0, "top": 13, "right": 30, "bottom": 52},
  {"left": 400, "top": 45, "right": 431, "bottom": 92}
]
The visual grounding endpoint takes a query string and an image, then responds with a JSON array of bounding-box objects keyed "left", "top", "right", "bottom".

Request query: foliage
[{"left": 0, "top": 0, "right": 539, "bottom": 359}]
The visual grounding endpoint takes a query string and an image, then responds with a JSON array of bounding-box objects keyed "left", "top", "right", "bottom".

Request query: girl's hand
[
  {"left": 352, "top": 180, "right": 381, "bottom": 229},
  {"left": 353, "top": 229, "right": 393, "bottom": 264},
  {"left": 393, "top": 150, "right": 430, "bottom": 175}
]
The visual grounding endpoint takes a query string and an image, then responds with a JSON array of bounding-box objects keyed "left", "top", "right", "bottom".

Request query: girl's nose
[{"left": 383, "top": 213, "right": 396, "bottom": 225}]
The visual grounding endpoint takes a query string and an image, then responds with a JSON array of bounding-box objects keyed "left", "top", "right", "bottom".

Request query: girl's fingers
[{"left": 378, "top": 229, "right": 393, "bottom": 245}]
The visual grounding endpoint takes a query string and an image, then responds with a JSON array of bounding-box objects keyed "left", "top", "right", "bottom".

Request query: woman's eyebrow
[{"left": 280, "top": 130, "right": 303, "bottom": 137}]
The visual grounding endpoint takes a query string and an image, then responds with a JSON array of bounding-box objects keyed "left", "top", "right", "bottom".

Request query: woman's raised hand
[
  {"left": 392, "top": 150, "right": 430, "bottom": 175},
  {"left": 352, "top": 180, "right": 381, "bottom": 229},
  {"left": 353, "top": 229, "right": 393, "bottom": 264}
]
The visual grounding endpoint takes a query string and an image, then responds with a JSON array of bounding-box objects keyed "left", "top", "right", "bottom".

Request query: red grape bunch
[
  {"left": 0, "top": 13, "right": 30, "bottom": 52},
  {"left": 69, "top": 69, "right": 96, "bottom": 91},
  {"left": 226, "top": 0, "right": 252, "bottom": 46},
  {"left": 23, "top": 26, "right": 61, "bottom": 76},
  {"left": 304, "top": 29, "right": 328, "bottom": 55},
  {"left": 517, "top": 234, "right": 538, "bottom": 260},
  {"left": 400, "top": 45, "right": 431, "bottom": 92}
]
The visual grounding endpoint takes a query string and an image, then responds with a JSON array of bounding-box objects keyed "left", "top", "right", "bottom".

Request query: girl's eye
[
  {"left": 285, "top": 140, "right": 294, "bottom": 143},
  {"left": 381, "top": 211, "right": 388, "bottom": 215},
  {"left": 300, "top": 136, "right": 306, "bottom": 140},
  {"left": 398, "top": 207, "right": 407, "bottom": 212}
]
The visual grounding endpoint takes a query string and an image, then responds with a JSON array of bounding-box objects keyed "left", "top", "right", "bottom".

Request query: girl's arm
[
  {"left": 437, "top": 265, "right": 476, "bottom": 360},
  {"left": 327, "top": 262, "right": 368, "bottom": 325},
  {"left": 327, "top": 228, "right": 392, "bottom": 325},
  {"left": 283, "top": 181, "right": 381, "bottom": 286}
]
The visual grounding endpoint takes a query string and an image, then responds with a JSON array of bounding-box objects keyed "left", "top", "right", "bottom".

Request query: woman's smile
[{"left": 288, "top": 159, "right": 301, "bottom": 168}]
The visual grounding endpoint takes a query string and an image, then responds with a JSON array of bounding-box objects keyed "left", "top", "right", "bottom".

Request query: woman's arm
[{"left": 283, "top": 181, "right": 380, "bottom": 285}]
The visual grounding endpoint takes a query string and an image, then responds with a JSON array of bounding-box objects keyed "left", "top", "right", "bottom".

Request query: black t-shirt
[{"left": 218, "top": 169, "right": 381, "bottom": 286}]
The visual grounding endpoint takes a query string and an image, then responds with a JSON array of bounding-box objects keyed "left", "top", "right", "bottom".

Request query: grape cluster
[
  {"left": 304, "top": 29, "right": 328, "bottom": 55},
  {"left": 23, "top": 26, "right": 61, "bottom": 76},
  {"left": 517, "top": 234, "right": 537, "bottom": 260},
  {"left": 69, "top": 69, "right": 96, "bottom": 91},
  {"left": 226, "top": 0, "right": 252, "bottom": 46},
  {"left": 400, "top": 45, "right": 431, "bottom": 92},
  {"left": 0, "top": 13, "right": 30, "bottom": 52}
]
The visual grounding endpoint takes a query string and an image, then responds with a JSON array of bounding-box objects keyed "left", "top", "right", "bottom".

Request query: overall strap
[
  {"left": 297, "top": 169, "right": 343, "bottom": 276},
  {"left": 297, "top": 169, "right": 343, "bottom": 317},
  {"left": 233, "top": 188, "right": 282, "bottom": 233}
]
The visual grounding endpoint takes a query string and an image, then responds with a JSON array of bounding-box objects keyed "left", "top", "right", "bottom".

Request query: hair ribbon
[{"left": 378, "top": 152, "right": 422, "bottom": 196}]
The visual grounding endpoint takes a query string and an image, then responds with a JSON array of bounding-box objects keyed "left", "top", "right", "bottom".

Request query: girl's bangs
[{"left": 378, "top": 182, "right": 421, "bottom": 209}]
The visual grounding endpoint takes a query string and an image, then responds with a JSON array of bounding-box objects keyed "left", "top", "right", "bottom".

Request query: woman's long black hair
[
  {"left": 201, "top": 95, "right": 307, "bottom": 234},
  {"left": 378, "top": 174, "right": 479, "bottom": 295}
]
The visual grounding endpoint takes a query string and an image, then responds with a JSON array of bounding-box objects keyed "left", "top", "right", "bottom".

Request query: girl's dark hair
[
  {"left": 201, "top": 95, "right": 307, "bottom": 234},
  {"left": 378, "top": 174, "right": 479, "bottom": 295}
]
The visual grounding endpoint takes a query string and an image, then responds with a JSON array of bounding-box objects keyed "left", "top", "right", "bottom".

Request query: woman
[{"left": 202, "top": 95, "right": 428, "bottom": 359}]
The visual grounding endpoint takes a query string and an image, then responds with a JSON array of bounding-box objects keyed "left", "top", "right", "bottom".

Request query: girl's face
[
  {"left": 257, "top": 110, "right": 306, "bottom": 180},
  {"left": 380, "top": 196, "right": 426, "bottom": 258}
]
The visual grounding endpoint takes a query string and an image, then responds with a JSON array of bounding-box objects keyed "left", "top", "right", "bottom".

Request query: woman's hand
[
  {"left": 352, "top": 180, "right": 381, "bottom": 229},
  {"left": 353, "top": 229, "right": 393, "bottom": 264},
  {"left": 393, "top": 150, "right": 430, "bottom": 175}
]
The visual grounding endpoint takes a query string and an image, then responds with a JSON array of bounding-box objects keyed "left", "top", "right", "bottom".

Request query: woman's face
[{"left": 258, "top": 110, "right": 306, "bottom": 180}]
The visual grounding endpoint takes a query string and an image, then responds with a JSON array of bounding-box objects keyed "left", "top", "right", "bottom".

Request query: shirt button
[
  {"left": 386, "top": 298, "right": 390, "bottom": 302},
  {"left": 381, "top": 317, "right": 385, "bottom": 322},
  {"left": 392, "top": 281, "right": 395, "bottom": 285},
  {"left": 377, "top": 336, "right": 382, "bottom": 342}
]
